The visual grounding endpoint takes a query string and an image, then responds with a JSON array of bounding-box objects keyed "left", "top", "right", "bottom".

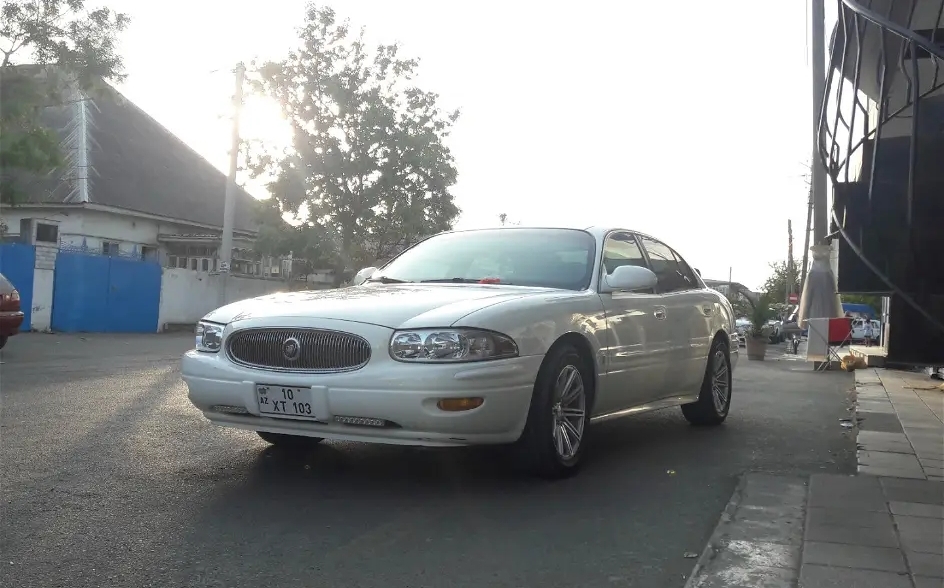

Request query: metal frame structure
[{"left": 819, "top": 0, "right": 944, "bottom": 336}]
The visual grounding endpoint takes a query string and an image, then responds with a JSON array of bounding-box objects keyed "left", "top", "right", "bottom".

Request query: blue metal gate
[
  {"left": 0, "top": 243, "right": 36, "bottom": 331},
  {"left": 52, "top": 250, "right": 162, "bottom": 333}
]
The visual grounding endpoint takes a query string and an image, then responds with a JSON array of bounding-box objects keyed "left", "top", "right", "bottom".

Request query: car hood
[{"left": 203, "top": 283, "right": 549, "bottom": 329}]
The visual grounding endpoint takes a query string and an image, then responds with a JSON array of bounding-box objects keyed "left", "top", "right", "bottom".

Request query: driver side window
[{"left": 602, "top": 231, "right": 648, "bottom": 276}]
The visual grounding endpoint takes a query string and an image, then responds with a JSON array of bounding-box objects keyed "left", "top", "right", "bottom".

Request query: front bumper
[{"left": 181, "top": 320, "right": 543, "bottom": 447}]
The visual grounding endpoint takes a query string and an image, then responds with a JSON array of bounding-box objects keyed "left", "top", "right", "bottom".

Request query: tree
[
  {"left": 760, "top": 261, "right": 801, "bottom": 302},
  {"left": 0, "top": 0, "right": 130, "bottom": 204},
  {"left": 251, "top": 196, "right": 336, "bottom": 271},
  {"left": 760, "top": 260, "right": 883, "bottom": 316},
  {"left": 840, "top": 293, "right": 883, "bottom": 315},
  {"left": 497, "top": 212, "right": 521, "bottom": 226},
  {"left": 245, "top": 4, "right": 461, "bottom": 277},
  {"left": 727, "top": 293, "right": 753, "bottom": 319}
]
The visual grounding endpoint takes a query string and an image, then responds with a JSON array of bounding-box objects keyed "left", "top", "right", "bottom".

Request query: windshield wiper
[
  {"left": 420, "top": 278, "right": 478, "bottom": 283},
  {"left": 420, "top": 278, "right": 505, "bottom": 284},
  {"left": 367, "top": 275, "right": 411, "bottom": 284}
]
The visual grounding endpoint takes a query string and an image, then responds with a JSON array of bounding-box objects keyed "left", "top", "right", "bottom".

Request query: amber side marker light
[{"left": 437, "top": 397, "right": 485, "bottom": 412}]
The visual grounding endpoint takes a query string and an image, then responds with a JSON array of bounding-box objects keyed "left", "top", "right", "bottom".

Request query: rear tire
[
  {"left": 515, "top": 344, "right": 593, "bottom": 479},
  {"left": 681, "top": 338, "right": 732, "bottom": 426},
  {"left": 257, "top": 431, "right": 323, "bottom": 449}
]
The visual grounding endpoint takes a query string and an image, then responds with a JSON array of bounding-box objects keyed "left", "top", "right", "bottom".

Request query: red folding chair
[{"left": 816, "top": 317, "right": 853, "bottom": 371}]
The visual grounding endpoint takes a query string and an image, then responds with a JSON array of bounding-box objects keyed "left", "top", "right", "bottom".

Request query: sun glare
[{"left": 240, "top": 93, "right": 293, "bottom": 152}]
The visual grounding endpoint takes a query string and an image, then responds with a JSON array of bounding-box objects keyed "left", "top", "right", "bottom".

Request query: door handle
[{"left": 654, "top": 307, "right": 667, "bottom": 320}]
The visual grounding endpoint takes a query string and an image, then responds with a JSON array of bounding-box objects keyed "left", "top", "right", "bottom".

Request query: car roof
[{"left": 439, "top": 226, "right": 650, "bottom": 240}]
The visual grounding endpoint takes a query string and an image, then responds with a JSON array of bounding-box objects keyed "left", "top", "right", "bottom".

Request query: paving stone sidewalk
[
  {"left": 686, "top": 369, "right": 944, "bottom": 588},
  {"left": 855, "top": 369, "right": 944, "bottom": 481}
]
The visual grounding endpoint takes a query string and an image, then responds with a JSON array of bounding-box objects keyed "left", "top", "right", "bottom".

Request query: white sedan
[{"left": 182, "top": 227, "right": 738, "bottom": 478}]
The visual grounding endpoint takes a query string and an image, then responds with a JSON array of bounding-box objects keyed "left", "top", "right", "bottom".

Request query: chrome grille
[{"left": 227, "top": 328, "right": 372, "bottom": 372}]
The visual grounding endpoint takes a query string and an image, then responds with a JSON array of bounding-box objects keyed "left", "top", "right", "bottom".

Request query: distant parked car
[
  {"left": 182, "top": 226, "right": 739, "bottom": 479},
  {"left": 734, "top": 318, "right": 750, "bottom": 346},
  {"left": 770, "top": 317, "right": 789, "bottom": 343},
  {"left": 0, "top": 273, "right": 25, "bottom": 349}
]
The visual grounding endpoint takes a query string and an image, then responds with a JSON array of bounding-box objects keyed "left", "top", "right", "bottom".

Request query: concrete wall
[
  {"left": 30, "top": 244, "right": 57, "bottom": 331},
  {"left": 158, "top": 268, "right": 288, "bottom": 329}
]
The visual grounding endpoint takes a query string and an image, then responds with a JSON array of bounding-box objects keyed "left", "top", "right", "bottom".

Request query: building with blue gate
[
  {"left": 1, "top": 70, "right": 307, "bottom": 333},
  {"left": 1, "top": 65, "right": 275, "bottom": 289},
  {"left": 0, "top": 242, "right": 163, "bottom": 333}
]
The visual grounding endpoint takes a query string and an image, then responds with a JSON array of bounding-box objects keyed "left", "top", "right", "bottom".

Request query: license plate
[{"left": 256, "top": 385, "right": 319, "bottom": 420}]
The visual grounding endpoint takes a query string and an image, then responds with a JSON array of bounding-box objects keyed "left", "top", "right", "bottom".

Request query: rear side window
[
  {"left": 637, "top": 236, "right": 697, "bottom": 293},
  {"left": 670, "top": 248, "right": 700, "bottom": 288}
]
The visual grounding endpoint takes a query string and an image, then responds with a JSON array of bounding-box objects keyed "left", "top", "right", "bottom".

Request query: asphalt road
[{"left": 1, "top": 334, "right": 856, "bottom": 588}]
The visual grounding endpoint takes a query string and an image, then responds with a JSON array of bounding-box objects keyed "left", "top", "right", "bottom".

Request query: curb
[{"left": 681, "top": 474, "right": 748, "bottom": 588}]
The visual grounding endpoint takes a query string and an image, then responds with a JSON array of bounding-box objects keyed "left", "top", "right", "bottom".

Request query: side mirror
[
  {"left": 602, "top": 265, "right": 658, "bottom": 293},
  {"left": 351, "top": 267, "right": 378, "bottom": 286},
  {"left": 695, "top": 268, "right": 702, "bottom": 277}
]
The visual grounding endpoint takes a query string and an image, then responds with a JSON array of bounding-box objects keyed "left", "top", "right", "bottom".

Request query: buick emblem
[{"left": 282, "top": 337, "right": 301, "bottom": 361}]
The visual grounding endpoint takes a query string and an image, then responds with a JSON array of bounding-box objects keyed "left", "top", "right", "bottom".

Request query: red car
[{"left": 0, "top": 272, "right": 24, "bottom": 349}]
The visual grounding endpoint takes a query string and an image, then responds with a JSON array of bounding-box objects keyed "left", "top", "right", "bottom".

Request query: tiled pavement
[
  {"left": 855, "top": 369, "right": 944, "bottom": 481},
  {"left": 686, "top": 369, "right": 944, "bottom": 588}
]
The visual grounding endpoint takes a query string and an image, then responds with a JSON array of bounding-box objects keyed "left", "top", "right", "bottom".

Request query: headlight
[
  {"left": 389, "top": 328, "right": 518, "bottom": 362},
  {"left": 195, "top": 321, "right": 224, "bottom": 352}
]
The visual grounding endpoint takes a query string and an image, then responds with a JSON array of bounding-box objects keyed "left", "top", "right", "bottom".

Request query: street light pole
[
  {"left": 787, "top": 219, "right": 794, "bottom": 305},
  {"left": 811, "top": 0, "right": 828, "bottom": 244},
  {"left": 219, "top": 62, "right": 246, "bottom": 307}
]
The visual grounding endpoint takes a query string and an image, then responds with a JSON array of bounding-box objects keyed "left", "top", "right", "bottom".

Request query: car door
[
  {"left": 636, "top": 235, "right": 712, "bottom": 397},
  {"left": 596, "top": 231, "right": 671, "bottom": 413}
]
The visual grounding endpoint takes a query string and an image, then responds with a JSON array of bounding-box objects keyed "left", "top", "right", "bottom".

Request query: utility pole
[
  {"left": 810, "top": 0, "right": 828, "bottom": 244},
  {"left": 220, "top": 62, "right": 246, "bottom": 307},
  {"left": 800, "top": 182, "right": 813, "bottom": 289},
  {"left": 787, "top": 219, "right": 795, "bottom": 305}
]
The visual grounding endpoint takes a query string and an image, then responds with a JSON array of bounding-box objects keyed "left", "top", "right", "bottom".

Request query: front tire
[
  {"left": 257, "top": 431, "right": 324, "bottom": 449},
  {"left": 681, "top": 338, "right": 732, "bottom": 426},
  {"left": 515, "top": 345, "right": 593, "bottom": 479}
]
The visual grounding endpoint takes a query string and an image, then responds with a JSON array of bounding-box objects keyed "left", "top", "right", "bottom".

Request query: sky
[{"left": 103, "top": 0, "right": 830, "bottom": 290}]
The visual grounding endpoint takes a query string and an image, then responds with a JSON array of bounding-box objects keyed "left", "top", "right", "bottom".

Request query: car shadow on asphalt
[{"left": 223, "top": 405, "right": 730, "bottom": 499}]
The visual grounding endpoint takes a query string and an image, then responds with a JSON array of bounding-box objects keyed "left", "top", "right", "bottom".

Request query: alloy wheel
[
  {"left": 551, "top": 364, "right": 586, "bottom": 460},
  {"left": 711, "top": 349, "right": 729, "bottom": 413}
]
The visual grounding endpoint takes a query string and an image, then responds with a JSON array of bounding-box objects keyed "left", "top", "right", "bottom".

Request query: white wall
[
  {"left": 0, "top": 208, "right": 209, "bottom": 259},
  {"left": 158, "top": 268, "right": 288, "bottom": 329}
]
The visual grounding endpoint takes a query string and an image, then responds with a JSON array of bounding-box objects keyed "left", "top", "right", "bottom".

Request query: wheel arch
[
  {"left": 542, "top": 332, "right": 598, "bottom": 398},
  {"left": 711, "top": 328, "right": 732, "bottom": 351}
]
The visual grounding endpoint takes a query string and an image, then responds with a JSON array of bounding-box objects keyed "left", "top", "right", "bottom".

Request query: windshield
[{"left": 374, "top": 228, "right": 596, "bottom": 290}]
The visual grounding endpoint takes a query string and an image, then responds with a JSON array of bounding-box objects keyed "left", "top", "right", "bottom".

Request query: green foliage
[
  {"left": 244, "top": 4, "right": 461, "bottom": 273},
  {"left": 749, "top": 294, "right": 777, "bottom": 337},
  {"left": 252, "top": 197, "right": 336, "bottom": 270},
  {"left": 727, "top": 294, "right": 753, "bottom": 319},
  {"left": 0, "top": 0, "right": 129, "bottom": 204},
  {"left": 841, "top": 293, "right": 882, "bottom": 315},
  {"left": 760, "top": 260, "right": 801, "bottom": 301}
]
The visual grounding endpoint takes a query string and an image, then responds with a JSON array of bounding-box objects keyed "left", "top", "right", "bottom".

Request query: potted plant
[{"left": 745, "top": 295, "right": 776, "bottom": 360}]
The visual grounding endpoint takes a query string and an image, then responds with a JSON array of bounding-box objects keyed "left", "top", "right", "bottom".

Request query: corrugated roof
[{"left": 11, "top": 71, "right": 258, "bottom": 232}]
